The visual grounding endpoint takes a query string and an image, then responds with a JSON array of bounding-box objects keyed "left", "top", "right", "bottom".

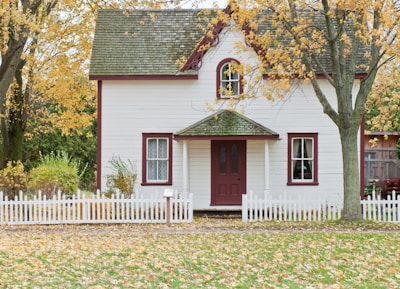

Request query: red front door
[{"left": 211, "top": 140, "right": 246, "bottom": 205}]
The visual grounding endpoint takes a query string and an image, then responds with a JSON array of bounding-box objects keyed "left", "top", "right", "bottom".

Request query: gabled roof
[
  {"left": 254, "top": 10, "right": 369, "bottom": 76},
  {"left": 89, "top": 9, "right": 211, "bottom": 79},
  {"left": 89, "top": 8, "right": 368, "bottom": 80},
  {"left": 174, "top": 110, "right": 279, "bottom": 140}
]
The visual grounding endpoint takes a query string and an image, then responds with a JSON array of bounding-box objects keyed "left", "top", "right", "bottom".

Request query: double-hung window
[
  {"left": 142, "top": 133, "right": 172, "bottom": 185},
  {"left": 288, "top": 133, "right": 318, "bottom": 185},
  {"left": 217, "top": 58, "right": 242, "bottom": 98}
]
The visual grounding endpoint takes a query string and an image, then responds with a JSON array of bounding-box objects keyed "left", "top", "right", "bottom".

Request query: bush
[
  {"left": 0, "top": 161, "right": 28, "bottom": 199},
  {"left": 24, "top": 128, "right": 97, "bottom": 192},
  {"left": 106, "top": 156, "right": 137, "bottom": 196},
  {"left": 28, "top": 151, "right": 85, "bottom": 197}
]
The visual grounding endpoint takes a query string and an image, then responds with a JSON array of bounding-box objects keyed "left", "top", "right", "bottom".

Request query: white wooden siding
[
  {"left": 100, "top": 24, "right": 355, "bottom": 209},
  {"left": 246, "top": 141, "right": 266, "bottom": 197},
  {"left": 188, "top": 141, "right": 211, "bottom": 209}
]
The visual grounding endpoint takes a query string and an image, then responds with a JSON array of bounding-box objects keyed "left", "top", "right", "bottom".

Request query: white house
[{"left": 89, "top": 8, "right": 364, "bottom": 210}]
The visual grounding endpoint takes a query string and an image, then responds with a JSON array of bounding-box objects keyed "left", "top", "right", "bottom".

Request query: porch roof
[{"left": 174, "top": 110, "right": 279, "bottom": 140}]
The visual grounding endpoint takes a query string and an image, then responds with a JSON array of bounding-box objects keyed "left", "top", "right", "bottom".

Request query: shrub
[
  {"left": 24, "top": 127, "right": 97, "bottom": 192},
  {"left": 106, "top": 156, "right": 137, "bottom": 196},
  {"left": 0, "top": 161, "right": 28, "bottom": 199},
  {"left": 28, "top": 151, "right": 86, "bottom": 197}
]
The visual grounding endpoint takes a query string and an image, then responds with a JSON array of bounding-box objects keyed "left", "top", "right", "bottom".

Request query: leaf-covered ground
[{"left": 0, "top": 218, "right": 399, "bottom": 288}]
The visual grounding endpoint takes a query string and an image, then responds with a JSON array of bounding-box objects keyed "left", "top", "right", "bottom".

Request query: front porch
[{"left": 174, "top": 109, "right": 279, "bottom": 210}]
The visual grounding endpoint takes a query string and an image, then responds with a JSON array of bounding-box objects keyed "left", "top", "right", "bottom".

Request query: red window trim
[
  {"left": 142, "top": 133, "right": 173, "bottom": 186},
  {"left": 287, "top": 133, "right": 319, "bottom": 186},
  {"left": 216, "top": 58, "right": 243, "bottom": 99}
]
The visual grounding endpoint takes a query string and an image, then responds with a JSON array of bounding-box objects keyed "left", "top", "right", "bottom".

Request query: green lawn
[{"left": 0, "top": 219, "right": 399, "bottom": 288}]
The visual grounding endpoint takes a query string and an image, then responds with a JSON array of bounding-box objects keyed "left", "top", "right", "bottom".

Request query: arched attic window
[{"left": 216, "top": 58, "right": 243, "bottom": 99}]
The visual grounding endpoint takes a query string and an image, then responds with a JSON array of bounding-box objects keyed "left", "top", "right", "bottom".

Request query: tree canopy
[
  {"left": 0, "top": 0, "right": 186, "bottom": 167},
  {"left": 218, "top": 0, "right": 400, "bottom": 220},
  {"left": 366, "top": 63, "right": 400, "bottom": 132}
]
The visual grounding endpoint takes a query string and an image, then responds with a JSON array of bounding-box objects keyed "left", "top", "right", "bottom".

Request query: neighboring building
[
  {"left": 364, "top": 131, "right": 400, "bottom": 185},
  {"left": 89, "top": 8, "right": 365, "bottom": 210}
]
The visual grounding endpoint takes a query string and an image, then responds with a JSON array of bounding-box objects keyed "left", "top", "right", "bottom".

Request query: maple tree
[
  {"left": 215, "top": 0, "right": 400, "bottom": 220},
  {"left": 0, "top": 0, "right": 94, "bottom": 167},
  {"left": 366, "top": 63, "right": 400, "bottom": 132},
  {"left": 0, "top": 0, "right": 184, "bottom": 170}
]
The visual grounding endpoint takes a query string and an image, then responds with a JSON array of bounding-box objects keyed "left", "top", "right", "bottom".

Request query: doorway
[{"left": 211, "top": 140, "right": 246, "bottom": 205}]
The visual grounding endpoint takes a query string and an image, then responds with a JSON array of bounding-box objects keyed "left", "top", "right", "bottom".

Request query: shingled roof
[
  {"left": 89, "top": 9, "right": 210, "bottom": 78},
  {"left": 89, "top": 8, "right": 368, "bottom": 79},
  {"left": 254, "top": 11, "right": 369, "bottom": 75},
  {"left": 174, "top": 110, "right": 279, "bottom": 140}
]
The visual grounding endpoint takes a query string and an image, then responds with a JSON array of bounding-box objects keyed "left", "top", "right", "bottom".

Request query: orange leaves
[
  {"left": 30, "top": 9, "right": 96, "bottom": 134},
  {"left": 366, "top": 63, "right": 400, "bottom": 131},
  {"left": 0, "top": 0, "right": 98, "bottom": 140},
  {"left": 0, "top": 220, "right": 400, "bottom": 287}
]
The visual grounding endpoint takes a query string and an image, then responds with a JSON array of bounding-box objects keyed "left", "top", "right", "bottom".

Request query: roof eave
[
  {"left": 262, "top": 72, "right": 368, "bottom": 80},
  {"left": 89, "top": 74, "right": 198, "bottom": 81},
  {"left": 174, "top": 135, "right": 279, "bottom": 141}
]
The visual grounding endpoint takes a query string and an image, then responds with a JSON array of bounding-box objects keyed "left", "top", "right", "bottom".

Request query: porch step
[{"left": 194, "top": 210, "right": 242, "bottom": 219}]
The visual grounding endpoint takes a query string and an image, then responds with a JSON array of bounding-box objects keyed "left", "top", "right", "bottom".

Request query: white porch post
[
  {"left": 264, "top": 141, "right": 270, "bottom": 196},
  {"left": 182, "top": 140, "right": 189, "bottom": 193}
]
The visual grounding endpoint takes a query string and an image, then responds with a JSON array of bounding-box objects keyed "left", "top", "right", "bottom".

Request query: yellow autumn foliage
[
  {"left": 207, "top": 0, "right": 400, "bottom": 220},
  {"left": 1, "top": 0, "right": 181, "bottom": 142},
  {"left": 366, "top": 62, "right": 400, "bottom": 132},
  {"left": 0, "top": 161, "right": 27, "bottom": 198}
]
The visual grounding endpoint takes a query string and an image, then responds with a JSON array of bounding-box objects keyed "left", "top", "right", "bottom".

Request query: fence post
[
  {"left": 163, "top": 189, "right": 174, "bottom": 226},
  {"left": 188, "top": 193, "right": 193, "bottom": 222},
  {"left": 397, "top": 192, "right": 400, "bottom": 223},
  {"left": 0, "top": 191, "right": 3, "bottom": 224},
  {"left": 242, "top": 193, "right": 248, "bottom": 222},
  {"left": 82, "top": 193, "right": 89, "bottom": 222}
]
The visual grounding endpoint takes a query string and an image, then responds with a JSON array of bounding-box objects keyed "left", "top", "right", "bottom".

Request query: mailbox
[{"left": 163, "top": 189, "right": 174, "bottom": 198}]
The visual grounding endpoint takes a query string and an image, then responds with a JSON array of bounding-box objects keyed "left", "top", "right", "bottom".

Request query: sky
[{"left": 181, "top": 0, "right": 229, "bottom": 8}]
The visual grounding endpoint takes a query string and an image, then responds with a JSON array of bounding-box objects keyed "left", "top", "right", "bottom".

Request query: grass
[{"left": 0, "top": 218, "right": 399, "bottom": 288}]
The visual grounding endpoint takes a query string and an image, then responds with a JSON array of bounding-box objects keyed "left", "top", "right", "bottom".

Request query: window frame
[
  {"left": 216, "top": 58, "right": 243, "bottom": 99},
  {"left": 142, "top": 133, "right": 173, "bottom": 186},
  {"left": 287, "top": 133, "right": 318, "bottom": 186}
]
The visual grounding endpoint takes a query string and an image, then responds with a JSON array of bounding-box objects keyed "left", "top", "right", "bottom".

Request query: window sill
[
  {"left": 218, "top": 95, "right": 240, "bottom": 99},
  {"left": 287, "top": 181, "right": 319, "bottom": 186},
  {"left": 141, "top": 182, "right": 172, "bottom": 186}
]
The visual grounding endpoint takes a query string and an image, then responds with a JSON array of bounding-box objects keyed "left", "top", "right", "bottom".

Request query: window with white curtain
[
  {"left": 288, "top": 133, "right": 318, "bottom": 185},
  {"left": 142, "top": 133, "right": 172, "bottom": 185},
  {"left": 147, "top": 138, "right": 168, "bottom": 181}
]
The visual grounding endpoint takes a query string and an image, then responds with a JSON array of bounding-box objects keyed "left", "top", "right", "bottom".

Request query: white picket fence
[
  {"left": 361, "top": 190, "right": 400, "bottom": 223},
  {"left": 242, "top": 191, "right": 342, "bottom": 222},
  {"left": 243, "top": 190, "right": 400, "bottom": 223},
  {"left": 0, "top": 190, "right": 193, "bottom": 225}
]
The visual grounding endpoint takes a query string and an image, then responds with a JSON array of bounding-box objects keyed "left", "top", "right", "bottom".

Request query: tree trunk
[
  {"left": 7, "top": 116, "right": 24, "bottom": 163},
  {"left": 8, "top": 60, "right": 26, "bottom": 163},
  {"left": 0, "top": 60, "right": 26, "bottom": 168},
  {"left": 0, "top": 40, "right": 26, "bottom": 168},
  {"left": 339, "top": 124, "right": 363, "bottom": 221},
  {"left": 0, "top": 119, "right": 8, "bottom": 168}
]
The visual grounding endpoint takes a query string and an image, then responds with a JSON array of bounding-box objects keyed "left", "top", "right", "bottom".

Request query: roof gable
[
  {"left": 89, "top": 9, "right": 210, "bottom": 78},
  {"left": 174, "top": 110, "right": 279, "bottom": 140},
  {"left": 90, "top": 8, "right": 368, "bottom": 79}
]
